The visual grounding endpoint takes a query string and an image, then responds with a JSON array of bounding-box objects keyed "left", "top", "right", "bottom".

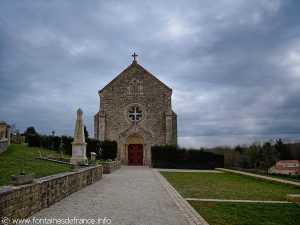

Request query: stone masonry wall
[
  {"left": 99, "top": 63, "right": 174, "bottom": 145},
  {"left": 102, "top": 161, "right": 121, "bottom": 174},
  {"left": 0, "top": 165, "right": 103, "bottom": 220},
  {"left": 0, "top": 139, "right": 8, "bottom": 154}
]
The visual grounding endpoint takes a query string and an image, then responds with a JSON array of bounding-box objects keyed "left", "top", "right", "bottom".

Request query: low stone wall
[
  {"left": 102, "top": 160, "right": 121, "bottom": 174},
  {"left": 287, "top": 194, "right": 300, "bottom": 205},
  {"left": 0, "top": 165, "right": 103, "bottom": 219},
  {"left": 0, "top": 139, "right": 8, "bottom": 154}
]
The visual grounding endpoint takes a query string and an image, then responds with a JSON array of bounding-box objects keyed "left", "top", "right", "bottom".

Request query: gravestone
[
  {"left": 12, "top": 132, "right": 22, "bottom": 144},
  {"left": 0, "top": 122, "right": 11, "bottom": 154},
  {"left": 0, "top": 124, "right": 7, "bottom": 139},
  {"left": 70, "top": 108, "right": 88, "bottom": 165}
]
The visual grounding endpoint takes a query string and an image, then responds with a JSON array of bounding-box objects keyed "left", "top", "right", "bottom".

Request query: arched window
[{"left": 129, "top": 80, "right": 142, "bottom": 94}]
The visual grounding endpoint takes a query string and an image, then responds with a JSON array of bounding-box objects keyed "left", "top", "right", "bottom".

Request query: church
[{"left": 94, "top": 54, "right": 177, "bottom": 166}]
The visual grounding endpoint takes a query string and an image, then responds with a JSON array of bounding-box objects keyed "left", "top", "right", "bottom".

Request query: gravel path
[{"left": 29, "top": 166, "right": 190, "bottom": 225}]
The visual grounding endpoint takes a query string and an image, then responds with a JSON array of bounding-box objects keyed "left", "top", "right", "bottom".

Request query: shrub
[
  {"left": 27, "top": 134, "right": 41, "bottom": 147},
  {"left": 151, "top": 145, "right": 224, "bottom": 169},
  {"left": 60, "top": 137, "right": 117, "bottom": 159},
  {"left": 23, "top": 126, "right": 38, "bottom": 143},
  {"left": 101, "top": 140, "right": 118, "bottom": 160},
  {"left": 39, "top": 135, "right": 61, "bottom": 151},
  {"left": 61, "top": 136, "right": 73, "bottom": 155},
  {"left": 40, "top": 135, "right": 53, "bottom": 149}
]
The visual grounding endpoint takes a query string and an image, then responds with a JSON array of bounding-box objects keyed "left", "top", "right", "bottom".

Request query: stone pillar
[
  {"left": 7, "top": 126, "right": 11, "bottom": 147},
  {"left": 99, "top": 114, "right": 106, "bottom": 141},
  {"left": 70, "top": 108, "right": 88, "bottom": 165},
  {"left": 94, "top": 113, "right": 99, "bottom": 139},
  {"left": 125, "top": 144, "right": 129, "bottom": 165},
  {"left": 172, "top": 112, "right": 178, "bottom": 145},
  {"left": 165, "top": 113, "right": 173, "bottom": 144},
  {"left": 143, "top": 144, "right": 146, "bottom": 165}
]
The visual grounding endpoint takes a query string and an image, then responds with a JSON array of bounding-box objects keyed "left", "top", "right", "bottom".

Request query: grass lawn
[
  {"left": 0, "top": 144, "right": 71, "bottom": 186},
  {"left": 161, "top": 172, "right": 300, "bottom": 200},
  {"left": 189, "top": 201, "right": 300, "bottom": 225}
]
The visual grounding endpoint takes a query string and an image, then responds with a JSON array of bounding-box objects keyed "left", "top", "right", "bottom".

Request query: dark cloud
[{"left": 0, "top": 0, "right": 300, "bottom": 147}]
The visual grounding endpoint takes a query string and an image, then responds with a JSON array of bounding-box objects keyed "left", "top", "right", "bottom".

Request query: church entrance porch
[
  {"left": 121, "top": 132, "right": 151, "bottom": 166},
  {"left": 128, "top": 144, "right": 143, "bottom": 165}
]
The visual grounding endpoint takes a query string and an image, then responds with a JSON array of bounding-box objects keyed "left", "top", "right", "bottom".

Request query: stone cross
[{"left": 132, "top": 52, "right": 138, "bottom": 62}]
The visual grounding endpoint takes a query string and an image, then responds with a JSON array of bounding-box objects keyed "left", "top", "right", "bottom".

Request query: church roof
[{"left": 99, "top": 61, "right": 172, "bottom": 93}]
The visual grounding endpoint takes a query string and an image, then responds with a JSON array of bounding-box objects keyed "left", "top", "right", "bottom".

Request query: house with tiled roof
[{"left": 268, "top": 160, "right": 300, "bottom": 176}]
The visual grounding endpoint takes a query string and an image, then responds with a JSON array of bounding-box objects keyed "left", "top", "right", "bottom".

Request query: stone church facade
[{"left": 94, "top": 55, "right": 177, "bottom": 166}]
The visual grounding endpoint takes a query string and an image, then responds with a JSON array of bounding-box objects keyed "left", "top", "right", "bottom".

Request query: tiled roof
[
  {"left": 278, "top": 160, "right": 299, "bottom": 163},
  {"left": 273, "top": 165, "right": 300, "bottom": 172}
]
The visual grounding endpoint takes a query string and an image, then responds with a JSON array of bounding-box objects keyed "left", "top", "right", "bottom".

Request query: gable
[{"left": 99, "top": 62, "right": 172, "bottom": 94}]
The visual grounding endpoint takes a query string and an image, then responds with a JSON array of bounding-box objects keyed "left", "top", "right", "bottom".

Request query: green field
[
  {"left": 161, "top": 171, "right": 300, "bottom": 225},
  {"left": 160, "top": 172, "right": 300, "bottom": 200},
  {"left": 0, "top": 144, "right": 71, "bottom": 186},
  {"left": 190, "top": 201, "right": 300, "bottom": 225}
]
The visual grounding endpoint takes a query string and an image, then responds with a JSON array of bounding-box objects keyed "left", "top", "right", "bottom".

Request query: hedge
[
  {"left": 86, "top": 139, "right": 117, "bottom": 159},
  {"left": 151, "top": 145, "right": 224, "bottom": 169},
  {"left": 101, "top": 140, "right": 118, "bottom": 160},
  {"left": 27, "top": 133, "right": 117, "bottom": 160},
  {"left": 40, "top": 135, "right": 61, "bottom": 151},
  {"left": 61, "top": 136, "right": 73, "bottom": 155},
  {"left": 52, "top": 136, "right": 61, "bottom": 151},
  {"left": 86, "top": 138, "right": 101, "bottom": 157},
  {"left": 40, "top": 135, "right": 52, "bottom": 149},
  {"left": 27, "top": 134, "right": 41, "bottom": 147}
]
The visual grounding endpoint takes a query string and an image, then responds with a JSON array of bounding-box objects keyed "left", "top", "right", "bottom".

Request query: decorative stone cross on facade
[
  {"left": 132, "top": 52, "right": 138, "bottom": 62},
  {"left": 129, "top": 106, "right": 142, "bottom": 122}
]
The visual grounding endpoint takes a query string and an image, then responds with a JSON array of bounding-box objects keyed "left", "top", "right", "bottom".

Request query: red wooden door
[{"left": 128, "top": 144, "right": 143, "bottom": 165}]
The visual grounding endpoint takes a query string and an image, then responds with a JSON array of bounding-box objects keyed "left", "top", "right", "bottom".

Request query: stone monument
[{"left": 70, "top": 108, "right": 88, "bottom": 165}]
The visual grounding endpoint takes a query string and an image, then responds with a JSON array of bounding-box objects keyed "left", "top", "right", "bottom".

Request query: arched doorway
[
  {"left": 128, "top": 144, "right": 143, "bottom": 165},
  {"left": 125, "top": 133, "right": 145, "bottom": 165}
]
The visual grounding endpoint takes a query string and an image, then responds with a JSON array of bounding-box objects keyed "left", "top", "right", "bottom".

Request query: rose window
[{"left": 129, "top": 106, "right": 143, "bottom": 122}]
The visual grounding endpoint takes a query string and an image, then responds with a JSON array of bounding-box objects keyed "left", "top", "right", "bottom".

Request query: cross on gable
[{"left": 132, "top": 52, "right": 138, "bottom": 62}]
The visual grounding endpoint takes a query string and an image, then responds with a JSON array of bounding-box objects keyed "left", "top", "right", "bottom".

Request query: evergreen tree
[
  {"left": 23, "top": 126, "right": 37, "bottom": 135},
  {"left": 275, "top": 139, "right": 293, "bottom": 160},
  {"left": 84, "top": 125, "right": 89, "bottom": 141}
]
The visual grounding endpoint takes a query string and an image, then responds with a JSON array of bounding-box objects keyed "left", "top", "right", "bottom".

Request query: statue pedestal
[{"left": 70, "top": 142, "right": 88, "bottom": 165}]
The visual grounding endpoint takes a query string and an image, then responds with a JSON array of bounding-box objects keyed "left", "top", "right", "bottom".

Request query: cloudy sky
[{"left": 1, "top": 0, "right": 300, "bottom": 148}]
